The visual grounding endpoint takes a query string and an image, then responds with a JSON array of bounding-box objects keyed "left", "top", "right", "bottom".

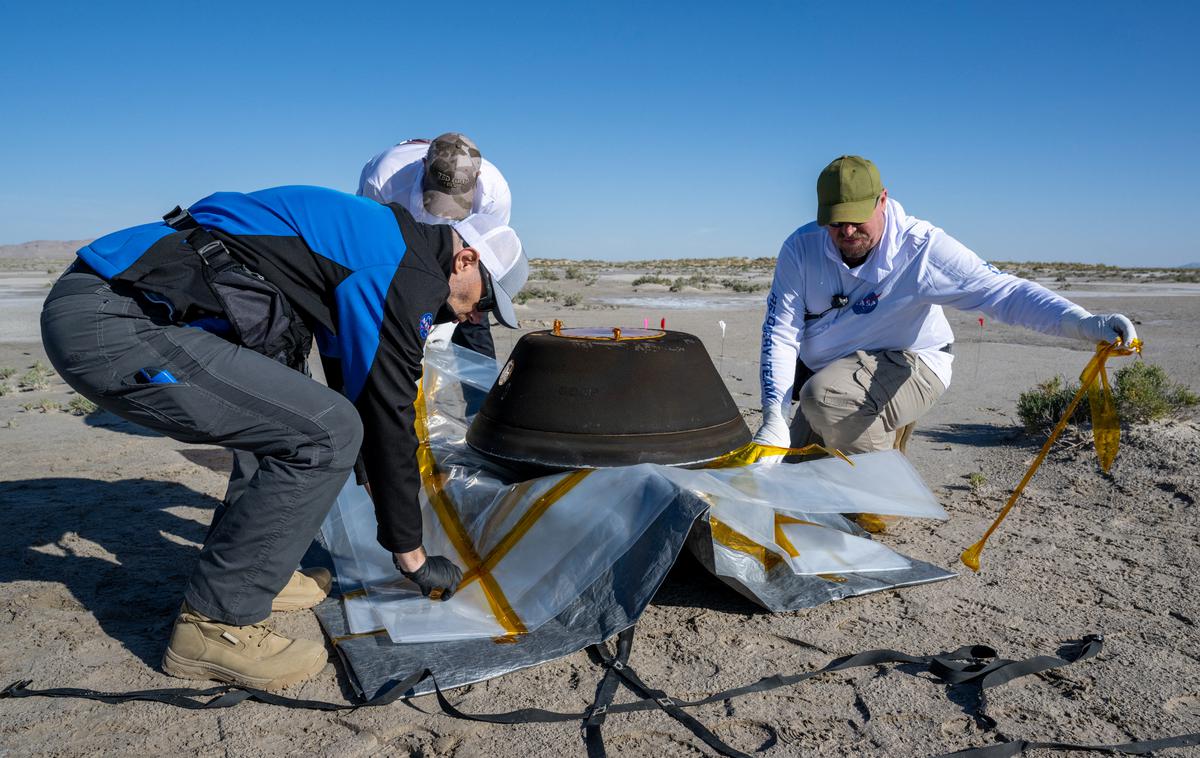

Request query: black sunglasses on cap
[{"left": 475, "top": 259, "right": 498, "bottom": 314}]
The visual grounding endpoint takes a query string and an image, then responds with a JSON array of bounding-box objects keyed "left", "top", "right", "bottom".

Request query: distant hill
[
  {"left": 0, "top": 240, "right": 90, "bottom": 259},
  {"left": 1182, "top": 262, "right": 1200, "bottom": 269}
]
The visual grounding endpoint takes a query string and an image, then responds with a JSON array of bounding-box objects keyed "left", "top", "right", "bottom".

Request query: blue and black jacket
[{"left": 77, "top": 185, "right": 455, "bottom": 552}]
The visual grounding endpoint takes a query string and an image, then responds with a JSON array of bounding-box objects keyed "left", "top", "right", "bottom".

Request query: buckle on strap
[
  {"left": 655, "top": 696, "right": 675, "bottom": 708},
  {"left": 162, "top": 206, "right": 199, "bottom": 231},
  {"left": 181, "top": 227, "right": 232, "bottom": 269},
  {"left": 195, "top": 239, "right": 226, "bottom": 265}
]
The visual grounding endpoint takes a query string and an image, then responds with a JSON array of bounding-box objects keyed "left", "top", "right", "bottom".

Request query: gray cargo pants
[
  {"left": 790, "top": 349, "right": 945, "bottom": 454},
  {"left": 40, "top": 268, "right": 363, "bottom": 625}
]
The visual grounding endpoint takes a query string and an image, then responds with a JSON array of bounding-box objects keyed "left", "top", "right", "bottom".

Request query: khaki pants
[{"left": 790, "top": 350, "right": 946, "bottom": 455}]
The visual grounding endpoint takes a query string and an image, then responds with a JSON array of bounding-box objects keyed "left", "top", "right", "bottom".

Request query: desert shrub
[
  {"left": 1017, "top": 362, "right": 1198, "bottom": 433},
  {"left": 0, "top": 367, "right": 15, "bottom": 380},
  {"left": 669, "top": 275, "right": 716, "bottom": 292},
  {"left": 19, "top": 361, "right": 54, "bottom": 391},
  {"left": 967, "top": 472, "right": 987, "bottom": 492},
  {"left": 0, "top": 383, "right": 11, "bottom": 397},
  {"left": 1112, "top": 361, "right": 1200, "bottom": 423},
  {"left": 67, "top": 396, "right": 98, "bottom": 416},
  {"left": 561, "top": 293, "right": 582, "bottom": 307},
  {"left": 514, "top": 287, "right": 559, "bottom": 304},
  {"left": 632, "top": 275, "right": 672, "bottom": 287},
  {"left": 721, "top": 278, "right": 766, "bottom": 293},
  {"left": 21, "top": 399, "right": 61, "bottom": 413},
  {"left": 528, "top": 267, "right": 561, "bottom": 281},
  {"left": 1016, "top": 376, "right": 1088, "bottom": 433},
  {"left": 564, "top": 266, "right": 585, "bottom": 280}
]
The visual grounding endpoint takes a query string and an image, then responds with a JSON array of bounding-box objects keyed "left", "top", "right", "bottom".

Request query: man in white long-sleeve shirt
[
  {"left": 358, "top": 133, "right": 512, "bottom": 365},
  {"left": 755, "top": 155, "right": 1137, "bottom": 454}
]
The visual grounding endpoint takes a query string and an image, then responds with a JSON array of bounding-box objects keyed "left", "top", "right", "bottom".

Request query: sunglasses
[{"left": 475, "top": 259, "right": 498, "bottom": 314}]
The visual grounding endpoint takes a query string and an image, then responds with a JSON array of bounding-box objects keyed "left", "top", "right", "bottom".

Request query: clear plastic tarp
[{"left": 321, "top": 341, "right": 948, "bottom": 644}]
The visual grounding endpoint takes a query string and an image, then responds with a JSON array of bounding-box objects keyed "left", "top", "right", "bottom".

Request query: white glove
[
  {"left": 1064, "top": 313, "right": 1138, "bottom": 346},
  {"left": 424, "top": 322, "right": 457, "bottom": 352},
  {"left": 752, "top": 407, "right": 792, "bottom": 465}
]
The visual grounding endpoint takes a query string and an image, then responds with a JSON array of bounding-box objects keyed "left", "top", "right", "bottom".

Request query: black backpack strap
[
  {"left": 162, "top": 206, "right": 199, "bottom": 232},
  {"left": 161, "top": 205, "right": 237, "bottom": 271}
]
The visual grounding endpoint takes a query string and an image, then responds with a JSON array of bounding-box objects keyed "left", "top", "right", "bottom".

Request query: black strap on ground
[
  {"left": 580, "top": 627, "right": 751, "bottom": 758},
  {"left": 4, "top": 631, "right": 1197, "bottom": 757},
  {"left": 0, "top": 666, "right": 427, "bottom": 712},
  {"left": 582, "top": 627, "right": 631, "bottom": 758}
]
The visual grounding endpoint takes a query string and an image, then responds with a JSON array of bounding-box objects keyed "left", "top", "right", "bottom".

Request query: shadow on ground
[
  {"left": 652, "top": 547, "right": 764, "bottom": 615},
  {"left": 82, "top": 410, "right": 162, "bottom": 437},
  {"left": 177, "top": 448, "right": 234, "bottom": 475},
  {"left": 2, "top": 477, "right": 216, "bottom": 669},
  {"left": 916, "top": 423, "right": 1028, "bottom": 448}
]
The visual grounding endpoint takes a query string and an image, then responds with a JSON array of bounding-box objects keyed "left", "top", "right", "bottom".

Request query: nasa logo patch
[
  {"left": 852, "top": 292, "right": 879, "bottom": 314},
  {"left": 418, "top": 312, "right": 434, "bottom": 341}
]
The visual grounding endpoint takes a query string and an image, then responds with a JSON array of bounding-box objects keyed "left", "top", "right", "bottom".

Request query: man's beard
[{"left": 838, "top": 238, "right": 871, "bottom": 255}]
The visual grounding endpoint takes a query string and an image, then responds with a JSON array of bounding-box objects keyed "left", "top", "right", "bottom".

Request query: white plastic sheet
[{"left": 321, "top": 341, "right": 948, "bottom": 644}]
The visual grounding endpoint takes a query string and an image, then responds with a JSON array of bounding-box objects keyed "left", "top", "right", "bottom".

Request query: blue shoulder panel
[
  {"left": 76, "top": 222, "right": 174, "bottom": 279},
  {"left": 189, "top": 186, "right": 407, "bottom": 270},
  {"left": 331, "top": 266, "right": 396, "bottom": 402}
]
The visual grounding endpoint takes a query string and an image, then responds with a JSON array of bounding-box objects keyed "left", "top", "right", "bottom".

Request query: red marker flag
[
  {"left": 660, "top": 318, "right": 666, "bottom": 329},
  {"left": 978, "top": 317, "right": 985, "bottom": 326}
]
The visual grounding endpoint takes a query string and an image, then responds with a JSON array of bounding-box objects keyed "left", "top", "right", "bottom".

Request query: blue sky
[{"left": 2, "top": 1, "right": 1197, "bottom": 266}]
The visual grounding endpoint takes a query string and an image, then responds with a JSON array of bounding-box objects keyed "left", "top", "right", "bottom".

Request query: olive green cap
[{"left": 816, "top": 155, "right": 883, "bottom": 225}]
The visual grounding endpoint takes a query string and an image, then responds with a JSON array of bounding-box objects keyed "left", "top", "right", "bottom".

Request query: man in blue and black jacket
[{"left": 40, "top": 185, "right": 528, "bottom": 690}]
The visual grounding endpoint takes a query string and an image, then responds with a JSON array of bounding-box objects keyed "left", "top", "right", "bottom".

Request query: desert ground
[{"left": 1, "top": 250, "right": 1198, "bottom": 757}]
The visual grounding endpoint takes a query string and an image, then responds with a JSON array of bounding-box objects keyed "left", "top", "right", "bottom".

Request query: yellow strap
[
  {"left": 329, "top": 628, "right": 388, "bottom": 646},
  {"left": 961, "top": 338, "right": 1142, "bottom": 571},
  {"left": 414, "top": 384, "right": 528, "bottom": 635},
  {"left": 773, "top": 513, "right": 821, "bottom": 558},
  {"left": 713, "top": 515, "right": 847, "bottom": 583},
  {"left": 705, "top": 441, "right": 854, "bottom": 468},
  {"left": 709, "top": 517, "right": 785, "bottom": 571},
  {"left": 460, "top": 469, "right": 592, "bottom": 587},
  {"left": 1088, "top": 355, "right": 1120, "bottom": 472}
]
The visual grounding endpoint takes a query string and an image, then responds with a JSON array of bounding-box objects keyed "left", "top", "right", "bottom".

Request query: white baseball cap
[{"left": 452, "top": 213, "right": 528, "bottom": 328}]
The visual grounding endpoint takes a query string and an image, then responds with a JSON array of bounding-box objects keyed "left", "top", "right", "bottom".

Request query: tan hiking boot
[
  {"left": 271, "top": 567, "right": 332, "bottom": 612},
  {"left": 162, "top": 605, "right": 327, "bottom": 690}
]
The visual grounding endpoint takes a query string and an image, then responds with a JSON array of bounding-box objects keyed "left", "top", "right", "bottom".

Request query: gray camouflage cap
[{"left": 422, "top": 132, "right": 482, "bottom": 220}]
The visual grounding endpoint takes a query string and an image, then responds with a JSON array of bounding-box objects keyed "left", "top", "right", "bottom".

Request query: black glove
[{"left": 395, "top": 554, "right": 463, "bottom": 600}]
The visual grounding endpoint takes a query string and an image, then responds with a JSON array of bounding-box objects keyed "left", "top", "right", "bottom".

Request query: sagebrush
[{"left": 1017, "top": 361, "right": 1198, "bottom": 433}]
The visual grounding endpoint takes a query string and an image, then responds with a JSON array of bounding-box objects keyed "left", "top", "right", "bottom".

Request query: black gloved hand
[{"left": 395, "top": 554, "right": 463, "bottom": 600}]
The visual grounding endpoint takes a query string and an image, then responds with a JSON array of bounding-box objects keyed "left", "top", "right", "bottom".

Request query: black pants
[{"left": 41, "top": 270, "right": 363, "bottom": 625}]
